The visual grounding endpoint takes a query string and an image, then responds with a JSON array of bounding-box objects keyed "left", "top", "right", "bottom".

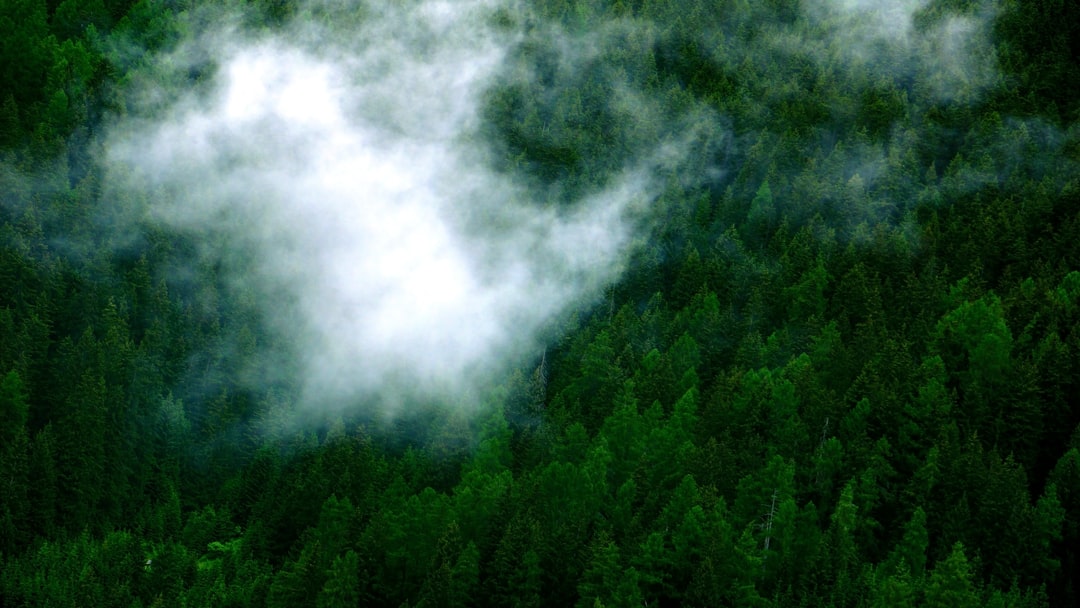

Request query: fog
[
  {"left": 105, "top": 0, "right": 703, "bottom": 416},
  {"left": 811, "top": 0, "right": 1000, "bottom": 102},
  {"left": 101, "top": 0, "right": 1009, "bottom": 421}
]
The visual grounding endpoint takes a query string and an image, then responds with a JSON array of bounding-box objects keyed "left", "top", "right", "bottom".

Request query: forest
[{"left": 2, "top": 0, "right": 1080, "bottom": 606}]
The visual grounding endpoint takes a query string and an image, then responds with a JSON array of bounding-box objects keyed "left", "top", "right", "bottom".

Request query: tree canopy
[{"left": 2, "top": 0, "right": 1080, "bottom": 606}]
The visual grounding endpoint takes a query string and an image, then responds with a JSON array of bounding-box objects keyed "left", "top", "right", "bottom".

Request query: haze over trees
[{"left": 2, "top": 0, "right": 1080, "bottom": 606}]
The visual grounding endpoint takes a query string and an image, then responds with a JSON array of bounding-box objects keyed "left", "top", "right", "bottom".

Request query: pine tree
[
  {"left": 924, "top": 542, "right": 979, "bottom": 608},
  {"left": 577, "top": 533, "right": 640, "bottom": 608},
  {"left": 0, "top": 371, "right": 30, "bottom": 553},
  {"left": 317, "top": 550, "right": 360, "bottom": 608},
  {"left": 27, "top": 423, "right": 58, "bottom": 537}
]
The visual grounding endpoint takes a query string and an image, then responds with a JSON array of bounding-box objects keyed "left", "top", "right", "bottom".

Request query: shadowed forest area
[{"left": 2, "top": 0, "right": 1080, "bottom": 606}]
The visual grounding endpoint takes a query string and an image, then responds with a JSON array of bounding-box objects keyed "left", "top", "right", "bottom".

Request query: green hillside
[{"left": 2, "top": 0, "right": 1079, "bottom": 606}]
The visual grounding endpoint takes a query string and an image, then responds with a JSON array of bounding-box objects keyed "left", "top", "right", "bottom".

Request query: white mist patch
[
  {"left": 831, "top": 0, "right": 926, "bottom": 39},
  {"left": 107, "top": 0, "right": 670, "bottom": 413},
  {"left": 806, "top": 0, "right": 998, "bottom": 101}
]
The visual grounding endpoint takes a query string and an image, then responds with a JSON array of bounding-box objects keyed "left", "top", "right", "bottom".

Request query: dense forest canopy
[{"left": 2, "top": 0, "right": 1080, "bottom": 606}]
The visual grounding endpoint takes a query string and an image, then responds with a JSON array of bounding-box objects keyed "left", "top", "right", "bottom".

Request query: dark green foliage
[
  {"left": 994, "top": 0, "right": 1080, "bottom": 122},
  {"left": 1, "top": 0, "right": 1079, "bottom": 607}
]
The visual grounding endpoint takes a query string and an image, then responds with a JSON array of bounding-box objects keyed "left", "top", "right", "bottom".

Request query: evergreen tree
[{"left": 924, "top": 542, "right": 980, "bottom": 608}]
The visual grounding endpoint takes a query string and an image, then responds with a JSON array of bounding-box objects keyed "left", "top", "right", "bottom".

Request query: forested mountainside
[{"left": 2, "top": 0, "right": 1080, "bottom": 606}]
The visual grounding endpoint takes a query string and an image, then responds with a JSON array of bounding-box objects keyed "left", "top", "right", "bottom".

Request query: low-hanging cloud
[
  {"left": 104, "top": 0, "right": 709, "bottom": 416},
  {"left": 100, "top": 0, "right": 1002, "bottom": 422},
  {"left": 805, "top": 0, "right": 1000, "bottom": 101}
]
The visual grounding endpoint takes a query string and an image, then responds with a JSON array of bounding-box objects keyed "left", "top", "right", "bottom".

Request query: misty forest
[{"left": 3, "top": 0, "right": 1080, "bottom": 606}]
